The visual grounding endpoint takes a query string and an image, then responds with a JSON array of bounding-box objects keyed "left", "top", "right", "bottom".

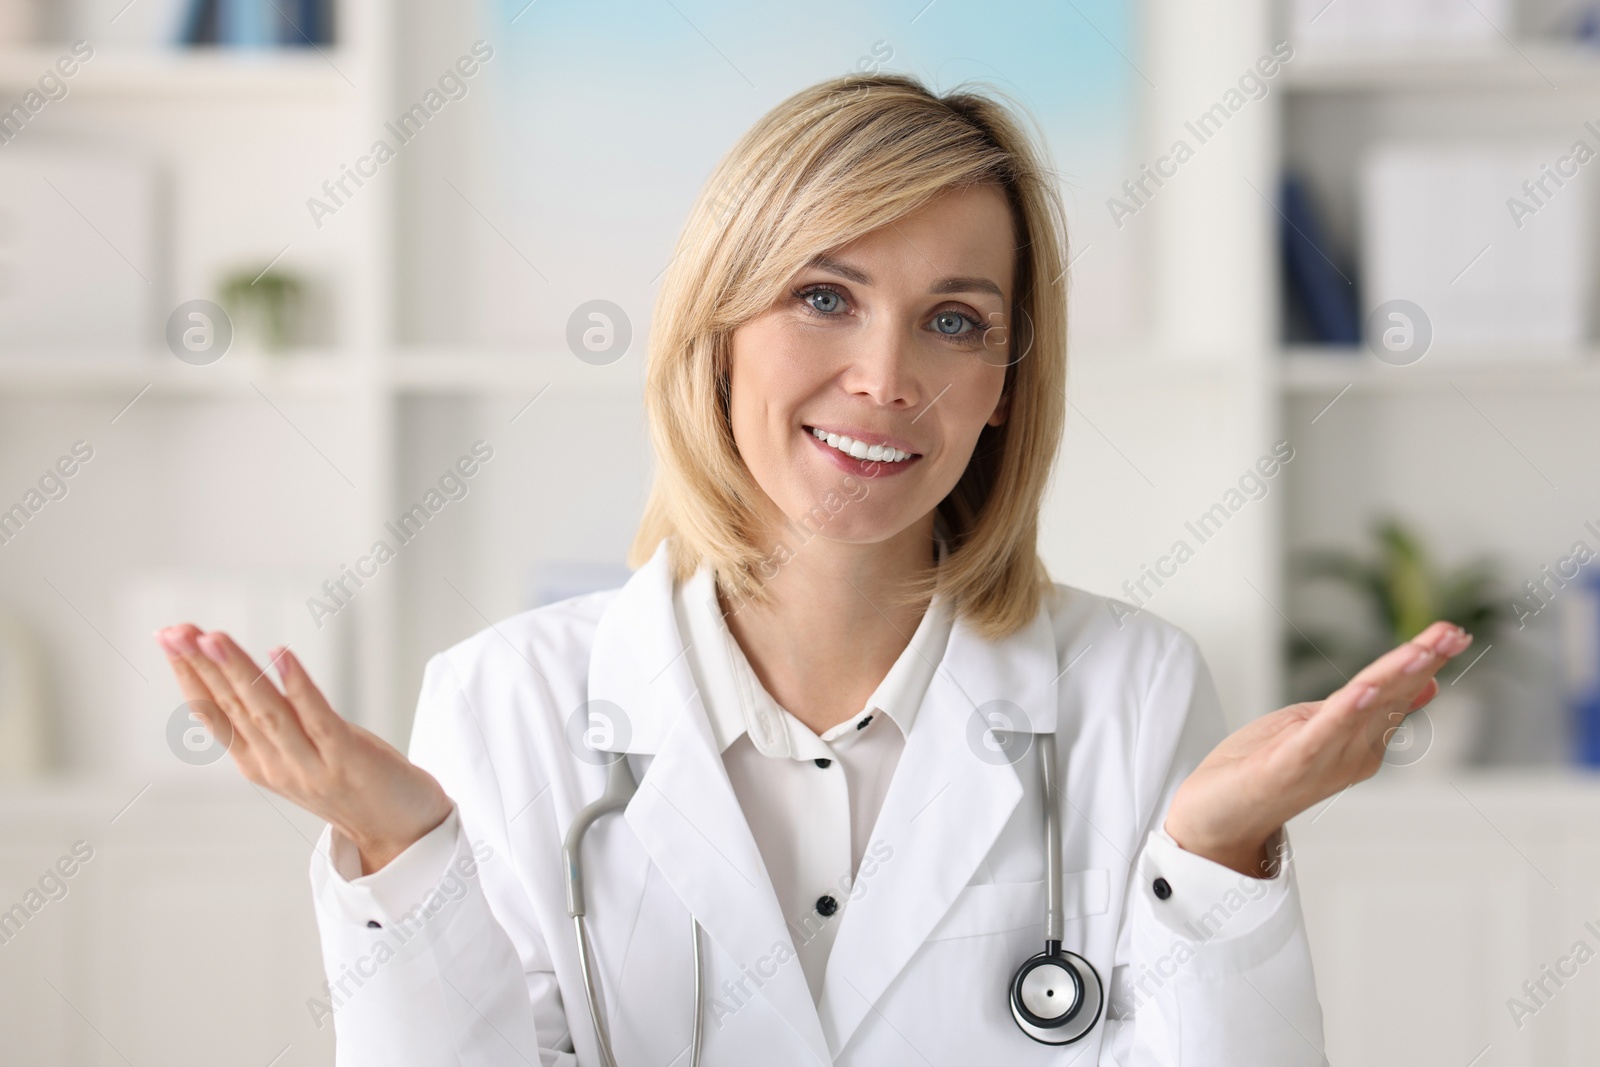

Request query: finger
[
  {"left": 160, "top": 623, "right": 274, "bottom": 753},
  {"left": 1339, "top": 620, "right": 1466, "bottom": 713},
  {"left": 158, "top": 624, "right": 263, "bottom": 745},
  {"left": 1296, "top": 622, "right": 1470, "bottom": 758},
  {"left": 269, "top": 645, "right": 348, "bottom": 750},
  {"left": 194, "top": 631, "right": 323, "bottom": 766},
  {"left": 1350, "top": 624, "right": 1470, "bottom": 743},
  {"left": 1354, "top": 621, "right": 1469, "bottom": 688},
  {"left": 156, "top": 630, "right": 247, "bottom": 751}
]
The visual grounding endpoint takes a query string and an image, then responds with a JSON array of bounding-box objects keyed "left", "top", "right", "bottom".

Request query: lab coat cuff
[
  {"left": 309, "top": 805, "right": 470, "bottom": 934},
  {"left": 1131, "top": 825, "right": 1301, "bottom": 975}
]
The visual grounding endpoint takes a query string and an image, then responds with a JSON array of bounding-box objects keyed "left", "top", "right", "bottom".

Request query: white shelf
[
  {"left": 1283, "top": 40, "right": 1600, "bottom": 91},
  {"left": 1278, "top": 346, "right": 1600, "bottom": 392},
  {"left": 395, "top": 348, "right": 646, "bottom": 394},
  {"left": 1316, "top": 763, "right": 1600, "bottom": 799},
  {"left": 0, "top": 46, "right": 354, "bottom": 98},
  {"left": 0, "top": 348, "right": 652, "bottom": 399},
  {"left": 0, "top": 350, "right": 361, "bottom": 396}
]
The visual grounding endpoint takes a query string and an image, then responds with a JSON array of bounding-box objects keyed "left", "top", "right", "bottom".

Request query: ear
[{"left": 986, "top": 389, "right": 1010, "bottom": 428}]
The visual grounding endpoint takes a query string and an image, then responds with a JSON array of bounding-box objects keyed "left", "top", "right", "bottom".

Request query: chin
[{"left": 774, "top": 493, "right": 921, "bottom": 547}]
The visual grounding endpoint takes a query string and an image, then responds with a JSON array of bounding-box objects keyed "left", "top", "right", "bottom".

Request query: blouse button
[
  {"left": 814, "top": 757, "right": 832, "bottom": 768},
  {"left": 1152, "top": 877, "right": 1172, "bottom": 900},
  {"left": 816, "top": 894, "right": 839, "bottom": 917}
]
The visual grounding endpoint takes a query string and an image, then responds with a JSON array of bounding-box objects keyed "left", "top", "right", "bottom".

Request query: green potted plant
[
  {"left": 218, "top": 265, "right": 307, "bottom": 353},
  {"left": 1287, "top": 514, "right": 1514, "bottom": 769}
]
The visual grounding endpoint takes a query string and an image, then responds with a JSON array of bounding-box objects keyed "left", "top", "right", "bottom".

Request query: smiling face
[{"left": 726, "top": 183, "right": 1017, "bottom": 547}]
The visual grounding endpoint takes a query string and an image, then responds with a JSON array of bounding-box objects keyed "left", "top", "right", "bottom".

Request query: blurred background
[{"left": 1, "top": 0, "right": 1599, "bottom": 1062}]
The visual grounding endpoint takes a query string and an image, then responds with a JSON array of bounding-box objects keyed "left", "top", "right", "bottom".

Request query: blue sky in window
[{"left": 472, "top": 0, "right": 1141, "bottom": 348}]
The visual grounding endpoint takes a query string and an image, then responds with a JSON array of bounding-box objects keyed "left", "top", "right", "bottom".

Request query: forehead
[{"left": 823, "top": 185, "right": 1016, "bottom": 298}]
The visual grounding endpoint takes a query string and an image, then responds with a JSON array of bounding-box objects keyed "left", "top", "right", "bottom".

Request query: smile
[{"left": 805, "top": 426, "right": 917, "bottom": 463}]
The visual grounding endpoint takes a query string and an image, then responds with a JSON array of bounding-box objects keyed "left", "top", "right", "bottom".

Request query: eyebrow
[{"left": 805, "top": 253, "right": 1004, "bottom": 300}]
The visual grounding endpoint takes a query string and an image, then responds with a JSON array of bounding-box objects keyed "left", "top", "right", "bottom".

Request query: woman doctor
[{"left": 154, "top": 73, "right": 1471, "bottom": 1065}]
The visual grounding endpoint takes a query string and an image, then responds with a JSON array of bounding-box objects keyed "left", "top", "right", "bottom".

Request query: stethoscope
[
  {"left": 562, "top": 731, "right": 1103, "bottom": 1066},
  {"left": 1007, "top": 732, "right": 1104, "bottom": 1045}
]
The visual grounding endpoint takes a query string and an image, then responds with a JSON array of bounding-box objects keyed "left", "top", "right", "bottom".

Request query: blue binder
[{"left": 1280, "top": 171, "right": 1360, "bottom": 346}]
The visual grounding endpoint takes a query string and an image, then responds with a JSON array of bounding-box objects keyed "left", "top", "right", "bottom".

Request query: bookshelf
[
  {"left": 1269, "top": 12, "right": 1600, "bottom": 1066},
  {"left": 0, "top": 5, "right": 394, "bottom": 1061},
  {"left": 0, "top": 0, "right": 402, "bottom": 772},
  {"left": 1272, "top": 16, "right": 1600, "bottom": 740}
]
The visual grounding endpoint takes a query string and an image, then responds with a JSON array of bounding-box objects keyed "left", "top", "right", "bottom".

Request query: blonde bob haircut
[{"left": 628, "top": 71, "right": 1069, "bottom": 641}]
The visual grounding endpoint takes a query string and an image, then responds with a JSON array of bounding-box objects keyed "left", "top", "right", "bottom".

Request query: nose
[{"left": 839, "top": 315, "right": 920, "bottom": 409}]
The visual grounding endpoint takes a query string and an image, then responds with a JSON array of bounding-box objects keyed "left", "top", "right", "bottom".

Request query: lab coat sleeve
[
  {"left": 306, "top": 652, "right": 577, "bottom": 1067},
  {"left": 1102, "top": 629, "right": 1328, "bottom": 1067}
]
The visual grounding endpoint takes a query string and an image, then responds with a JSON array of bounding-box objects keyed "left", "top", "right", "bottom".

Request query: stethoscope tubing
[
  {"left": 565, "top": 730, "right": 1101, "bottom": 1062},
  {"left": 1038, "top": 732, "right": 1064, "bottom": 941},
  {"left": 566, "top": 754, "right": 705, "bottom": 1067}
]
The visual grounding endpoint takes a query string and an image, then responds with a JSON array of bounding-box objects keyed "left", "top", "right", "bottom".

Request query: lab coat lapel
[
  {"left": 817, "top": 600, "right": 1060, "bottom": 1058},
  {"left": 587, "top": 541, "right": 832, "bottom": 1066}
]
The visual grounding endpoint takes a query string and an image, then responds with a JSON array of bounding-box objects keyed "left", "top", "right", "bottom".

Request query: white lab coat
[{"left": 308, "top": 539, "right": 1326, "bottom": 1065}]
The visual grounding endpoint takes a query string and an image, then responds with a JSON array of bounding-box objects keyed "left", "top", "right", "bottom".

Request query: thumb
[{"left": 1407, "top": 678, "right": 1440, "bottom": 712}]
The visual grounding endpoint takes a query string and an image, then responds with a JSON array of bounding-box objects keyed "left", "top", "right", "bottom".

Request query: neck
[{"left": 719, "top": 512, "right": 937, "bottom": 736}]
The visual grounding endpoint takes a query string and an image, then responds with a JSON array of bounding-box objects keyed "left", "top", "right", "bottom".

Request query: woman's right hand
[{"left": 154, "top": 623, "right": 454, "bottom": 875}]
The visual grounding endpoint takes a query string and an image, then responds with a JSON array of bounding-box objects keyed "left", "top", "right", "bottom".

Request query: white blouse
[{"left": 670, "top": 560, "right": 955, "bottom": 1002}]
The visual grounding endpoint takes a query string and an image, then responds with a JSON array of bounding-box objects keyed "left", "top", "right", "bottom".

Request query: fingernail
[
  {"left": 169, "top": 629, "right": 199, "bottom": 655},
  {"left": 268, "top": 646, "right": 290, "bottom": 680},
  {"left": 196, "top": 633, "right": 226, "bottom": 665},
  {"left": 1356, "top": 684, "right": 1380, "bottom": 710},
  {"left": 153, "top": 628, "right": 177, "bottom": 656},
  {"left": 1404, "top": 647, "right": 1434, "bottom": 674}
]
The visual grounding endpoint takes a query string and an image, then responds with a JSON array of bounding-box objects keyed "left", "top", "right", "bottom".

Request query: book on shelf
[
  {"left": 180, "top": 0, "right": 333, "bottom": 47},
  {"left": 1280, "top": 171, "right": 1360, "bottom": 347}
]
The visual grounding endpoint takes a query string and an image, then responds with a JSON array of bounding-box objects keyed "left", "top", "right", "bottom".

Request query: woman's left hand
[{"left": 1164, "top": 619, "right": 1474, "bottom": 878}]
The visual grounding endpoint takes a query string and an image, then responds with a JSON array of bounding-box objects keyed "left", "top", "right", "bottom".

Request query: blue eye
[
  {"left": 791, "top": 284, "right": 989, "bottom": 347},
  {"left": 805, "top": 288, "right": 843, "bottom": 314}
]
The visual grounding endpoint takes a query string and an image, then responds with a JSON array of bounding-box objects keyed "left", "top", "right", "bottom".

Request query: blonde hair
[{"left": 627, "top": 72, "right": 1070, "bottom": 641}]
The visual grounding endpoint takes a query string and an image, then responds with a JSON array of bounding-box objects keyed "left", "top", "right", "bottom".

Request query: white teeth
[{"left": 809, "top": 426, "right": 912, "bottom": 463}]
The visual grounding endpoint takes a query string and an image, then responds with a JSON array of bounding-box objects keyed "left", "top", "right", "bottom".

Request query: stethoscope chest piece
[{"left": 1009, "top": 943, "right": 1102, "bottom": 1045}]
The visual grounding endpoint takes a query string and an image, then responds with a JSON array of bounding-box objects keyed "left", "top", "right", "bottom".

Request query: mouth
[{"left": 802, "top": 424, "right": 923, "bottom": 475}]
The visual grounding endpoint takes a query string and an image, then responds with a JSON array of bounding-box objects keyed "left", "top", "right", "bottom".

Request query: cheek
[
  {"left": 726, "top": 324, "right": 816, "bottom": 505},
  {"left": 944, "top": 364, "right": 1007, "bottom": 437},
  {"left": 729, "top": 334, "right": 787, "bottom": 443},
  {"left": 728, "top": 320, "right": 842, "bottom": 441}
]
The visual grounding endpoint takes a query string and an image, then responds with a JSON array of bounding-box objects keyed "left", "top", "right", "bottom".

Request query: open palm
[{"left": 1165, "top": 619, "right": 1472, "bottom": 876}]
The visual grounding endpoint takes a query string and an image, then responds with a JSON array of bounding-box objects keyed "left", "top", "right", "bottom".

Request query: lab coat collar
[{"left": 586, "top": 537, "right": 1060, "bottom": 1061}]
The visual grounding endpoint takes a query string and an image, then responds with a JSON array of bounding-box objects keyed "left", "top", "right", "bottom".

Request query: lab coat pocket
[{"left": 925, "top": 868, "right": 1110, "bottom": 942}]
